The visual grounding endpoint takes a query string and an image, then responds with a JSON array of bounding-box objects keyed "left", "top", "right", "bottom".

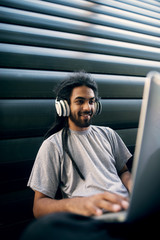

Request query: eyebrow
[{"left": 74, "top": 97, "right": 95, "bottom": 101}]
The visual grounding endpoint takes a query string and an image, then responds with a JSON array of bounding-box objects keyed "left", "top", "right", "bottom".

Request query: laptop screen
[{"left": 127, "top": 71, "right": 160, "bottom": 222}]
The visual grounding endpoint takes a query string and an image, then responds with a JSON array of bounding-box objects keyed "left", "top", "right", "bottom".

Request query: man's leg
[{"left": 20, "top": 212, "right": 125, "bottom": 240}]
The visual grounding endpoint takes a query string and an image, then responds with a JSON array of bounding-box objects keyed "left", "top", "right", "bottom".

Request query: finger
[
  {"left": 94, "top": 207, "right": 103, "bottom": 216},
  {"left": 85, "top": 203, "right": 103, "bottom": 216},
  {"left": 101, "top": 192, "right": 129, "bottom": 209},
  {"left": 121, "top": 200, "right": 129, "bottom": 209},
  {"left": 82, "top": 198, "right": 103, "bottom": 216},
  {"left": 102, "top": 192, "right": 128, "bottom": 203},
  {"left": 97, "top": 199, "right": 122, "bottom": 212}
]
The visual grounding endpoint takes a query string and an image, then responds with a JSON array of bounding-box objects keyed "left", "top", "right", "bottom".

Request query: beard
[{"left": 69, "top": 110, "right": 93, "bottom": 128}]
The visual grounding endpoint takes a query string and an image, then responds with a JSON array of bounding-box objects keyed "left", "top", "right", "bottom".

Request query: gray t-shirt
[{"left": 28, "top": 125, "right": 132, "bottom": 198}]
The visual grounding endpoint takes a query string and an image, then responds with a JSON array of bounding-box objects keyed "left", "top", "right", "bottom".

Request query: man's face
[{"left": 68, "top": 85, "right": 96, "bottom": 131}]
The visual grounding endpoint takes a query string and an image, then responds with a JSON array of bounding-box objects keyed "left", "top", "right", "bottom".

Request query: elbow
[
  {"left": 33, "top": 202, "right": 40, "bottom": 219},
  {"left": 33, "top": 191, "right": 49, "bottom": 218},
  {"left": 33, "top": 197, "right": 45, "bottom": 218}
]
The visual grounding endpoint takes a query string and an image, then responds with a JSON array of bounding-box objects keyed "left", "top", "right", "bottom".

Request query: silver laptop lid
[{"left": 127, "top": 71, "right": 160, "bottom": 222}]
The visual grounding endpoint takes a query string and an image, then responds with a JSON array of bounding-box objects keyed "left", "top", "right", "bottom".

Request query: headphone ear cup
[
  {"left": 55, "top": 99, "right": 62, "bottom": 116},
  {"left": 94, "top": 101, "right": 102, "bottom": 115},
  {"left": 55, "top": 99, "right": 70, "bottom": 117},
  {"left": 61, "top": 100, "right": 70, "bottom": 117}
]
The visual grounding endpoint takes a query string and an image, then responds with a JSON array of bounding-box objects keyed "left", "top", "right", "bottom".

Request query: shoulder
[
  {"left": 47, "top": 129, "right": 62, "bottom": 143},
  {"left": 91, "top": 125, "right": 115, "bottom": 136},
  {"left": 91, "top": 125, "right": 121, "bottom": 143},
  {"left": 41, "top": 129, "right": 63, "bottom": 153}
]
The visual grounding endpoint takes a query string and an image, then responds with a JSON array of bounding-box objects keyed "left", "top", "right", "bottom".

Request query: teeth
[{"left": 79, "top": 112, "right": 92, "bottom": 117}]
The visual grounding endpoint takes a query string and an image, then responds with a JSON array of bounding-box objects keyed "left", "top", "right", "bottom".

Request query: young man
[{"left": 28, "top": 71, "right": 132, "bottom": 219}]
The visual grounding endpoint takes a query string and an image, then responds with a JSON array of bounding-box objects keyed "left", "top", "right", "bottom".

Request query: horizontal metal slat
[
  {"left": 48, "top": 0, "right": 160, "bottom": 27},
  {"left": 0, "top": 69, "right": 65, "bottom": 99},
  {"left": 117, "top": 0, "right": 160, "bottom": 13},
  {"left": 0, "top": 2, "right": 160, "bottom": 37},
  {"left": 1, "top": 24, "right": 160, "bottom": 61},
  {"left": 1, "top": 7, "right": 160, "bottom": 47},
  {"left": 93, "top": 99, "right": 141, "bottom": 129},
  {"left": 0, "top": 69, "right": 145, "bottom": 99},
  {"left": 92, "top": 0, "right": 160, "bottom": 20},
  {"left": 0, "top": 99, "right": 141, "bottom": 139},
  {"left": 1, "top": 44, "right": 160, "bottom": 75},
  {"left": 140, "top": 0, "right": 160, "bottom": 8},
  {"left": 94, "top": 75, "right": 145, "bottom": 99},
  {"left": 116, "top": 128, "right": 137, "bottom": 154},
  {"left": 116, "top": 128, "right": 137, "bottom": 148},
  {"left": 0, "top": 99, "right": 55, "bottom": 139},
  {"left": 0, "top": 137, "right": 43, "bottom": 163}
]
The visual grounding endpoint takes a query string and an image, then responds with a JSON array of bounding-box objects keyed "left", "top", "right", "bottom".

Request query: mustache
[{"left": 79, "top": 110, "right": 93, "bottom": 115}]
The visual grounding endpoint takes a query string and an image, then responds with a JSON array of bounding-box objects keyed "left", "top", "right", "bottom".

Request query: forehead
[{"left": 70, "top": 85, "right": 95, "bottom": 99}]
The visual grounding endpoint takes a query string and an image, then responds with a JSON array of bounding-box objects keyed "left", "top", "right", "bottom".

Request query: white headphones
[{"left": 55, "top": 98, "right": 102, "bottom": 117}]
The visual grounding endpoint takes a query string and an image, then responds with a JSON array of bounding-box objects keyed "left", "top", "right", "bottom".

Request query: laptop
[{"left": 94, "top": 71, "right": 160, "bottom": 223}]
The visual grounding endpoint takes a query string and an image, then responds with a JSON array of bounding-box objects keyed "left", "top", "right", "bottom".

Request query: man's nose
[{"left": 83, "top": 101, "right": 91, "bottom": 111}]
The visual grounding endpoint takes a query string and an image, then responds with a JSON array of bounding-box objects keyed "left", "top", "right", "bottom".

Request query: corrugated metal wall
[
  {"left": 0, "top": 0, "right": 160, "bottom": 151},
  {"left": 0, "top": 0, "right": 160, "bottom": 73}
]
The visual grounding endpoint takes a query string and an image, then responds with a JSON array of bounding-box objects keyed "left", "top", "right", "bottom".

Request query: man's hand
[
  {"left": 33, "top": 191, "right": 129, "bottom": 218},
  {"left": 67, "top": 192, "right": 129, "bottom": 216}
]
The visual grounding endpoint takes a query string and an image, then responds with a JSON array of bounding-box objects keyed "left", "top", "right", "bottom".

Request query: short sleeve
[
  {"left": 108, "top": 129, "right": 132, "bottom": 172},
  {"left": 27, "top": 139, "right": 61, "bottom": 199}
]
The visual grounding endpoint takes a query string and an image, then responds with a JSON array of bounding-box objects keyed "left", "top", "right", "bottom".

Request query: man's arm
[
  {"left": 33, "top": 190, "right": 129, "bottom": 218},
  {"left": 119, "top": 164, "right": 132, "bottom": 193}
]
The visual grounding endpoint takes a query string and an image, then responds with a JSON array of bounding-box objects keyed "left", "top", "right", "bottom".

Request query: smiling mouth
[
  {"left": 79, "top": 111, "right": 92, "bottom": 116},
  {"left": 81, "top": 115, "right": 90, "bottom": 119},
  {"left": 79, "top": 112, "right": 92, "bottom": 119}
]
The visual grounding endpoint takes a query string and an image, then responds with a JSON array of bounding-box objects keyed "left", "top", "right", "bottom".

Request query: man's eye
[
  {"left": 76, "top": 100, "right": 84, "bottom": 104},
  {"left": 89, "top": 100, "right": 95, "bottom": 105}
]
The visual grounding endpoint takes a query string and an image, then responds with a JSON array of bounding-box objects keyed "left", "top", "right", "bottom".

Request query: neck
[{"left": 68, "top": 118, "right": 90, "bottom": 131}]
